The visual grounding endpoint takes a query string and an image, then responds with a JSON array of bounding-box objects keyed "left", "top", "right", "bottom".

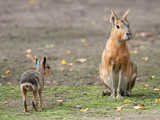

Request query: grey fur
[{"left": 19, "top": 70, "right": 42, "bottom": 91}]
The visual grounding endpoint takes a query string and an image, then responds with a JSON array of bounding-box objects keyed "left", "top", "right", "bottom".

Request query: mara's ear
[
  {"left": 122, "top": 9, "right": 130, "bottom": 21},
  {"left": 35, "top": 58, "right": 40, "bottom": 68},
  {"left": 42, "top": 56, "right": 47, "bottom": 69},
  {"left": 110, "top": 9, "right": 118, "bottom": 24}
]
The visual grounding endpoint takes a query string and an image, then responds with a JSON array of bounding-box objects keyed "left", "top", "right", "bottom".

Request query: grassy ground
[
  {"left": 1, "top": 79, "right": 160, "bottom": 120},
  {"left": 1, "top": 0, "right": 160, "bottom": 120}
]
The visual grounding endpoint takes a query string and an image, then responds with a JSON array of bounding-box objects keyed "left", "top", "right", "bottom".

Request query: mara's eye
[{"left": 116, "top": 25, "right": 120, "bottom": 29}]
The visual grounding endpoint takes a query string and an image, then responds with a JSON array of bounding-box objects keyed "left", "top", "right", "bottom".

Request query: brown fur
[
  {"left": 20, "top": 56, "right": 51, "bottom": 112},
  {"left": 99, "top": 9, "right": 137, "bottom": 98}
]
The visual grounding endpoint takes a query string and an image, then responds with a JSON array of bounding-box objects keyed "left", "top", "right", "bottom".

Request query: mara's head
[
  {"left": 35, "top": 56, "right": 51, "bottom": 75},
  {"left": 109, "top": 9, "right": 132, "bottom": 41}
]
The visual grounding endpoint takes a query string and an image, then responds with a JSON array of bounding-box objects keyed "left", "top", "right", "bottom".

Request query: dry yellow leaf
[
  {"left": 0, "top": 101, "right": 8, "bottom": 104},
  {"left": 80, "top": 108, "right": 88, "bottom": 112},
  {"left": 123, "top": 99, "right": 131, "bottom": 104},
  {"left": 80, "top": 39, "right": 86, "bottom": 43},
  {"left": 61, "top": 59, "right": 67, "bottom": 65},
  {"left": 116, "top": 106, "right": 122, "bottom": 112},
  {"left": 5, "top": 70, "right": 10, "bottom": 75}
]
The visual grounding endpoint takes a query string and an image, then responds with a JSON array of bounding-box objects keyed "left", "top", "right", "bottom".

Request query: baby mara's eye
[{"left": 116, "top": 25, "right": 120, "bottom": 29}]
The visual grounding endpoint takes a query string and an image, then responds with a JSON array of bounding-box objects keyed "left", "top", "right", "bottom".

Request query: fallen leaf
[
  {"left": 156, "top": 99, "right": 160, "bottom": 103},
  {"left": 136, "top": 32, "right": 152, "bottom": 38},
  {"left": 45, "top": 44, "right": 55, "bottom": 48},
  {"left": 123, "top": 99, "right": 131, "bottom": 104},
  {"left": 154, "top": 88, "right": 160, "bottom": 91},
  {"left": 66, "top": 50, "right": 71, "bottom": 54},
  {"left": 61, "top": 59, "right": 67, "bottom": 65},
  {"left": 141, "top": 57, "right": 149, "bottom": 62},
  {"left": 134, "top": 104, "right": 145, "bottom": 110},
  {"left": 26, "top": 54, "right": 32, "bottom": 59},
  {"left": 56, "top": 99, "right": 63, "bottom": 105},
  {"left": 59, "top": 67, "right": 65, "bottom": 72},
  {"left": 7, "top": 82, "right": 12, "bottom": 85},
  {"left": 52, "top": 81, "right": 57, "bottom": 85},
  {"left": 151, "top": 75, "right": 155, "bottom": 79},
  {"left": 26, "top": 49, "right": 32, "bottom": 54},
  {"left": 116, "top": 106, "right": 122, "bottom": 112},
  {"left": 130, "top": 50, "right": 138, "bottom": 54},
  {"left": 56, "top": 99, "right": 63, "bottom": 103},
  {"left": 148, "top": 37, "right": 154, "bottom": 41},
  {"left": 77, "top": 58, "right": 87, "bottom": 63},
  {"left": 80, "top": 108, "right": 88, "bottom": 112},
  {"left": 115, "top": 117, "right": 121, "bottom": 120},
  {"left": 29, "top": 0, "right": 36, "bottom": 5},
  {"left": 68, "top": 63, "right": 73, "bottom": 66},
  {"left": 80, "top": 39, "right": 86, "bottom": 43},
  {"left": 5, "top": 70, "right": 10, "bottom": 75},
  {"left": 141, "top": 83, "right": 150, "bottom": 87},
  {"left": 80, "top": 39, "right": 88, "bottom": 46},
  {"left": 0, "top": 101, "right": 8, "bottom": 104},
  {"left": 136, "top": 77, "right": 141, "bottom": 81},
  {"left": 144, "top": 84, "right": 150, "bottom": 87},
  {"left": 23, "top": 4, "right": 27, "bottom": 8}
]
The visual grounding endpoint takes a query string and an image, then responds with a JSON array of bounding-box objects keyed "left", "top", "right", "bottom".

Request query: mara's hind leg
[
  {"left": 127, "top": 73, "right": 137, "bottom": 96},
  {"left": 102, "top": 74, "right": 112, "bottom": 96},
  {"left": 21, "top": 86, "right": 28, "bottom": 112},
  {"left": 38, "top": 89, "right": 42, "bottom": 112},
  {"left": 32, "top": 91, "right": 38, "bottom": 112}
]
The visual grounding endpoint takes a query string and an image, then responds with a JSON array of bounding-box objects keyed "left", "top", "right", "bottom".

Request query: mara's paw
[
  {"left": 24, "top": 109, "right": 28, "bottom": 112},
  {"left": 110, "top": 93, "right": 116, "bottom": 99},
  {"left": 102, "top": 90, "right": 110, "bottom": 96},
  {"left": 116, "top": 94, "right": 123, "bottom": 99}
]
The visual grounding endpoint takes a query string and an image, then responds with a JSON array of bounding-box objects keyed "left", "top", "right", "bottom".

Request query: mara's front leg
[
  {"left": 110, "top": 66, "right": 116, "bottom": 98},
  {"left": 117, "top": 70, "right": 123, "bottom": 99}
]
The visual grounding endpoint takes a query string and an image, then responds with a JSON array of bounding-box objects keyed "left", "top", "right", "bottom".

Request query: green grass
[{"left": 1, "top": 81, "right": 160, "bottom": 120}]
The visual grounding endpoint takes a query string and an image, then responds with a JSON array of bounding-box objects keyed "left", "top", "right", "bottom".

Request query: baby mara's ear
[
  {"left": 42, "top": 56, "right": 47, "bottom": 70},
  {"left": 36, "top": 58, "right": 40, "bottom": 68}
]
